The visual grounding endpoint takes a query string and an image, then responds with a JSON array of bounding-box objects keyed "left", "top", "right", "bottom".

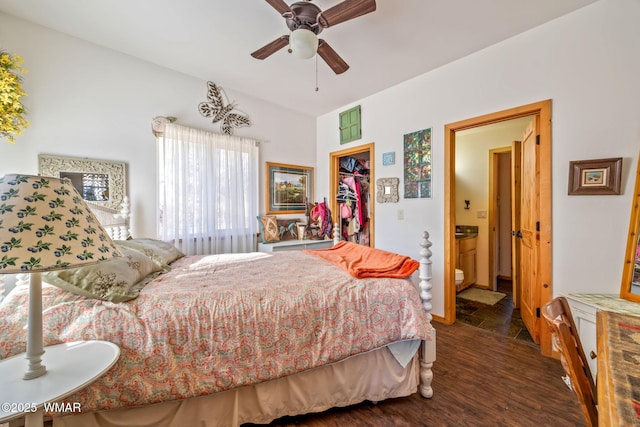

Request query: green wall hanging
[{"left": 339, "top": 105, "right": 361, "bottom": 144}]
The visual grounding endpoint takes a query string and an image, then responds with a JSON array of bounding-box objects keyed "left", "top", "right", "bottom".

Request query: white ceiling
[{"left": 0, "top": 0, "right": 598, "bottom": 117}]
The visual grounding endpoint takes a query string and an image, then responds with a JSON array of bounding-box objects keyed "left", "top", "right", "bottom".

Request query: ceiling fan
[{"left": 251, "top": 0, "right": 376, "bottom": 74}]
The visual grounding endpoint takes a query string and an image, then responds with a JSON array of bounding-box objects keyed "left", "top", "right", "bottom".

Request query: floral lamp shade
[{"left": 0, "top": 174, "right": 121, "bottom": 274}]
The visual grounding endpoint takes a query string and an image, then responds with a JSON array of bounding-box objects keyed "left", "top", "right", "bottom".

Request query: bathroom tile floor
[{"left": 456, "top": 279, "right": 535, "bottom": 345}]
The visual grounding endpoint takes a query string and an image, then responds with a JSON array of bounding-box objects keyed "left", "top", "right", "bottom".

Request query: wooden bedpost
[
  {"left": 333, "top": 222, "right": 340, "bottom": 246},
  {"left": 418, "top": 230, "right": 435, "bottom": 398},
  {"left": 117, "top": 196, "right": 131, "bottom": 239},
  {"left": 419, "top": 231, "right": 433, "bottom": 322},
  {"left": 87, "top": 196, "right": 131, "bottom": 240}
]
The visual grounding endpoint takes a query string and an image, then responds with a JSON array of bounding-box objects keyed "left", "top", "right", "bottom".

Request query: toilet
[{"left": 455, "top": 268, "right": 464, "bottom": 286}]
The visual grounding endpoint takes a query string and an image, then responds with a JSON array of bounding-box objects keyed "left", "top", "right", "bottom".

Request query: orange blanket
[{"left": 304, "top": 241, "right": 419, "bottom": 279}]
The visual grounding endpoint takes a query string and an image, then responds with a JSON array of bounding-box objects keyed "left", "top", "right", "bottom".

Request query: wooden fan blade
[
  {"left": 251, "top": 35, "right": 290, "bottom": 60},
  {"left": 265, "top": 0, "right": 293, "bottom": 16},
  {"left": 317, "top": 40, "right": 349, "bottom": 74},
  {"left": 317, "top": 0, "right": 376, "bottom": 28}
]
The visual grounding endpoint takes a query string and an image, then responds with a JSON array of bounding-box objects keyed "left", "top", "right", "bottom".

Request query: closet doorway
[{"left": 329, "top": 143, "right": 375, "bottom": 247}]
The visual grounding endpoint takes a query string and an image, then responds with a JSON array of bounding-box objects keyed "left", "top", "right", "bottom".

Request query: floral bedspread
[{"left": 0, "top": 251, "right": 433, "bottom": 414}]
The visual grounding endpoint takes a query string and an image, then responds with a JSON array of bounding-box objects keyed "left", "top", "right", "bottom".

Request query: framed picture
[
  {"left": 568, "top": 157, "right": 622, "bottom": 195},
  {"left": 382, "top": 152, "right": 395, "bottom": 166},
  {"left": 266, "top": 162, "right": 314, "bottom": 214}
]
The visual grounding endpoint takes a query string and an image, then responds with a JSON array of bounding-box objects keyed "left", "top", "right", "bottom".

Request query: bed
[{"left": 0, "top": 204, "right": 436, "bottom": 427}]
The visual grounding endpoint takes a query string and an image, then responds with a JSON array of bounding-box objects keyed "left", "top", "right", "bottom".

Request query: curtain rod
[{"left": 150, "top": 116, "right": 268, "bottom": 145}]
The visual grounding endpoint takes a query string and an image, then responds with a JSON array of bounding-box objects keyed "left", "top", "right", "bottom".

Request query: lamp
[
  {"left": 0, "top": 174, "right": 121, "bottom": 380},
  {"left": 289, "top": 28, "right": 319, "bottom": 59}
]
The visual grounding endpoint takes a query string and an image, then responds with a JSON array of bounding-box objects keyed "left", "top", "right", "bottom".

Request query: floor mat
[{"left": 458, "top": 288, "right": 506, "bottom": 306}]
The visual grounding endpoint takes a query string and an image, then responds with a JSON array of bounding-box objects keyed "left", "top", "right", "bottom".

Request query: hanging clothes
[
  {"left": 336, "top": 164, "right": 370, "bottom": 245},
  {"left": 310, "top": 201, "right": 332, "bottom": 239}
]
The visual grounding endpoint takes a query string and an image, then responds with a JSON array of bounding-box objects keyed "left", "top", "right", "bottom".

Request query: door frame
[
  {"left": 329, "top": 142, "right": 375, "bottom": 247},
  {"left": 444, "top": 100, "right": 553, "bottom": 356}
]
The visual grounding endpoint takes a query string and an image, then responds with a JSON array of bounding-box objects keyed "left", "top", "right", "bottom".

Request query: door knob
[{"left": 515, "top": 230, "right": 523, "bottom": 238}]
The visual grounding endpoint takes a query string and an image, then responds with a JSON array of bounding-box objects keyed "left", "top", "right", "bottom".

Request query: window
[{"left": 157, "top": 123, "right": 259, "bottom": 255}]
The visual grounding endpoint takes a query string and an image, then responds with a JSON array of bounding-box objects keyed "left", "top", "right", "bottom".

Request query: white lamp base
[{"left": 24, "top": 272, "right": 46, "bottom": 380}]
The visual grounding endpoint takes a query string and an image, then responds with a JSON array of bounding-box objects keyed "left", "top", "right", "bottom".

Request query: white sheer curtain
[{"left": 157, "top": 123, "right": 259, "bottom": 255}]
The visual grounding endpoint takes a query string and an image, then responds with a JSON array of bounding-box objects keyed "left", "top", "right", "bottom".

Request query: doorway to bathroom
[{"left": 444, "top": 100, "right": 554, "bottom": 356}]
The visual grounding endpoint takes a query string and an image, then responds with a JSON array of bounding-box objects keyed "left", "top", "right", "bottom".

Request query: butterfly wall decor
[{"left": 198, "top": 81, "right": 251, "bottom": 135}]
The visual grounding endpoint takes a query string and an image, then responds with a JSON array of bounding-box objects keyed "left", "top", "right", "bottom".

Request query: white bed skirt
[{"left": 52, "top": 345, "right": 420, "bottom": 427}]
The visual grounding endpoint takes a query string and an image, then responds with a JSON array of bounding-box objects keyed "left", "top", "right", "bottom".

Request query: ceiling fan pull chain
[{"left": 315, "top": 54, "right": 319, "bottom": 92}]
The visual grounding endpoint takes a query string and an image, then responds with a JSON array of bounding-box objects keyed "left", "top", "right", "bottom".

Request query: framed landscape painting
[{"left": 266, "top": 162, "right": 314, "bottom": 214}]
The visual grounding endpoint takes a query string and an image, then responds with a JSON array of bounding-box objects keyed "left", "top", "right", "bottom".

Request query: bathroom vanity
[{"left": 455, "top": 225, "right": 478, "bottom": 292}]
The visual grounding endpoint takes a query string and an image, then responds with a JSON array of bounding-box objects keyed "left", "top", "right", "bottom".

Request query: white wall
[
  {"left": 0, "top": 13, "right": 316, "bottom": 238},
  {"left": 316, "top": 0, "right": 640, "bottom": 317}
]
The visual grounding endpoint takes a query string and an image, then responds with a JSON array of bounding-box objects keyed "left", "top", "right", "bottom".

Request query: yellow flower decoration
[{"left": 0, "top": 51, "right": 29, "bottom": 144}]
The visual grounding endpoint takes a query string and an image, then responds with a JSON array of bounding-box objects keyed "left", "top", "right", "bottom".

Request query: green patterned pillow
[
  {"left": 43, "top": 246, "right": 166, "bottom": 302},
  {"left": 116, "top": 238, "right": 185, "bottom": 265},
  {"left": 257, "top": 215, "right": 280, "bottom": 243}
]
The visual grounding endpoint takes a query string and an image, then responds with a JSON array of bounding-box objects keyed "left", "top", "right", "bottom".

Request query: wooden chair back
[{"left": 542, "top": 297, "right": 598, "bottom": 427}]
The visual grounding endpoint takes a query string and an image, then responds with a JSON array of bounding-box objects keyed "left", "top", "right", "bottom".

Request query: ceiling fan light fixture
[{"left": 290, "top": 28, "right": 318, "bottom": 59}]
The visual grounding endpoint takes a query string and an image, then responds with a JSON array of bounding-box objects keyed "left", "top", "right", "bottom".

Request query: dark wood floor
[{"left": 248, "top": 321, "right": 585, "bottom": 427}]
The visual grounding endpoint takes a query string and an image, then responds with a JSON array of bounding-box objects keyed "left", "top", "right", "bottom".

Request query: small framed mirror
[
  {"left": 38, "top": 154, "right": 127, "bottom": 210},
  {"left": 376, "top": 177, "right": 399, "bottom": 203},
  {"left": 620, "top": 154, "right": 640, "bottom": 302}
]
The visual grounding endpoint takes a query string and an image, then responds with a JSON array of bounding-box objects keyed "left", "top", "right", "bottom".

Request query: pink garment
[
  {"left": 340, "top": 202, "right": 352, "bottom": 219},
  {"left": 311, "top": 202, "right": 332, "bottom": 238},
  {"left": 341, "top": 176, "right": 356, "bottom": 193},
  {"left": 354, "top": 179, "right": 364, "bottom": 225},
  {"left": 341, "top": 176, "right": 363, "bottom": 223}
]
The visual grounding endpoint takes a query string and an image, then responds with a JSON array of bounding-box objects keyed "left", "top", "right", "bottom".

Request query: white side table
[
  {"left": 565, "top": 293, "right": 640, "bottom": 380},
  {"left": 258, "top": 239, "right": 334, "bottom": 252},
  {"left": 0, "top": 340, "right": 120, "bottom": 427}
]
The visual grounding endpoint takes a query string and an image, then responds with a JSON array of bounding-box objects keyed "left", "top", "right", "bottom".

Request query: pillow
[
  {"left": 257, "top": 215, "right": 280, "bottom": 243},
  {"left": 116, "top": 238, "right": 185, "bottom": 265},
  {"left": 277, "top": 218, "right": 301, "bottom": 241},
  {"left": 43, "top": 246, "right": 166, "bottom": 302}
]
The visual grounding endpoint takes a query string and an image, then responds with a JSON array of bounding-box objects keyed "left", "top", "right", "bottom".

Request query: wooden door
[{"left": 517, "top": 117, "right": 540, "bottom": 343}]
